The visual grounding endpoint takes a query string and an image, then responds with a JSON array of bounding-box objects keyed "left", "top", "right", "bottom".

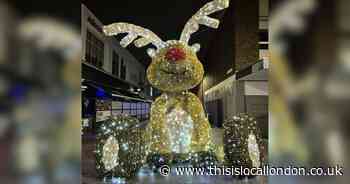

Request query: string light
[
  {"left": 95, "top": 115, "right": 147, "bottom": 178},
  {"left": 223, "top": 113, "right": 265, "bottom": 175},
  {"left": 98, "top": 0, "right": 231, "bottom": 178}
]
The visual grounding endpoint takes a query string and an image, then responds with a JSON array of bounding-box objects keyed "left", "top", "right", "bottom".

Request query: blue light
[
  {"left": 111, "top": 177, "right": 126, "bottom": 184},
  {"left": 9, "top": 84, "right": 27, "bottom": 102},
  {"left": 96, "top": 87, "right": 106, "bottom": 98}
]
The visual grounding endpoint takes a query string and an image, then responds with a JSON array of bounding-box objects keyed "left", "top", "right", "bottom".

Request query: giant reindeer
[{"left": 103, "top": 0, "right": 230, "bottom": 156}]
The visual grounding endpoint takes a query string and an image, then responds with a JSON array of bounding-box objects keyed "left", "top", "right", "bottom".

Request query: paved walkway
[
  {"left": 82, "top": 129, "right": 267, "bottom": 184},
  {"left": 82, "top": 167, "right": 266, "bottom": 184}
]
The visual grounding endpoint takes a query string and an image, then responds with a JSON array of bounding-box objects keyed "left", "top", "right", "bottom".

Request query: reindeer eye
[{"left": 165, "top": 47, "right": 186, "bottom": 62}]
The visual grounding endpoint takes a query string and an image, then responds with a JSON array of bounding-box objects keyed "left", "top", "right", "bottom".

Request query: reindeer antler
[
  {"left": 103, "top": 23, "right": 165, "bottom": 49},
  {"left": 180, "top": 0, "right": 230, "bottom": 44}
]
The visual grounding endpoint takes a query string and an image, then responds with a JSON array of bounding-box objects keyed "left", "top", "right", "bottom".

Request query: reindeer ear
[
  {"left": 180, "top": 0, "right": 230, "bottom": 44},
  {"left": 146, "top": 48, "right": 156, "bottom": 58},
  {"left": 103, "top": 23, "right": 165, "bottom": 51},
  {"left": 191, "top": 43, "right": 201, "bottom": 53}
]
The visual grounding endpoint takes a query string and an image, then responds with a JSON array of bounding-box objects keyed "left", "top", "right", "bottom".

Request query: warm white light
[
  {"left": 166, "top": 107, "right": 194, "bottom": 153},
  {"left": 247, "top": 133, "right": 260, "bottom": 168},
  {"left": 102, "top": 136, "right": 120, "bottom": 171}
]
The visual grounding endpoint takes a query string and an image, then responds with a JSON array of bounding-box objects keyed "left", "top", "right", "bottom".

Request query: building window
[
  {"left": 259, "top": 30, "right": 269, "bottom": 49},
  {"left": 112, "top": 101, "right": 150, "bottom": 121},
  {"left": 112, "top": 52, "right": 119, "bottom": 77},
  {"left": 85, "top": 30, "right": 104, "bottom": 68},
  {"left": 120, "top": 58, "right": 126, "bottom": 80}
]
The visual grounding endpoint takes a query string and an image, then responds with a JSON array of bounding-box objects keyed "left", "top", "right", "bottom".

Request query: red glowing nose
[{"left": 165, "top": 47, "right": 186, "bottom": 62}]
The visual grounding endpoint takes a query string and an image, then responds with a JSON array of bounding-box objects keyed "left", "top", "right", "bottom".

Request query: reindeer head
[{"left": 103, "top": 0, "right": 229, "bottom": 92}]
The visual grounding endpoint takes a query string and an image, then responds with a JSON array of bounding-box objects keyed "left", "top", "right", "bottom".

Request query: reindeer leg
[
  {"left": 182, "top": 92, "right": 212, "bottom": 153},
  {"left": 147, "top": 94, "right": 171, "bottom": 155}
]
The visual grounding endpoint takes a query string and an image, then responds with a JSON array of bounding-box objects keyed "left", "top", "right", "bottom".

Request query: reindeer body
[{"left": 148, "top": 92, "right": 211, "bottom": 154}]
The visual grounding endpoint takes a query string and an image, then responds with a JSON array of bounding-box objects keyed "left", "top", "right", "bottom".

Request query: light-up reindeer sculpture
[{"left": 103, "top": 0, "right": 229, "bottom": 156}]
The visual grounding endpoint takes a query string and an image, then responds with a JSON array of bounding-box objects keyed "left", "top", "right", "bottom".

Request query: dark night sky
[
  {"left": 82, "top": 0, "right": 204, "bottom": 40},
  {"left": 6, "top": 0, "right": 227, "bottom": 66},
  {"left": 81, "top": 0, "right": 225, "bottom": 66}
]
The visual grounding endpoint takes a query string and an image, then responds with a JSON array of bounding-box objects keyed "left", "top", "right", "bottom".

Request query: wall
[
  {"left": 81, "top": 5, "right": 145, "bottom": 87},
  {"left": 204, "top": 75, "right": 245, "bottom": 121},
  {"left": 232, "top": 0, "right": 260, "bottom": 71},
  {"left": 204, "top": 69, "right": 268, "bottom": 137},
  {"left": 201, "top": 0, "right": 260, "bottom": 93}
]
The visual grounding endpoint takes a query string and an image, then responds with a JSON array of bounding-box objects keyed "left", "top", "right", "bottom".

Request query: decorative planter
[
  {"left": 223, "top": 113, "right": 266, "bottom": 175},
  {"left": 95, "top": 115, "right": 147, "bottom": 179}
]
